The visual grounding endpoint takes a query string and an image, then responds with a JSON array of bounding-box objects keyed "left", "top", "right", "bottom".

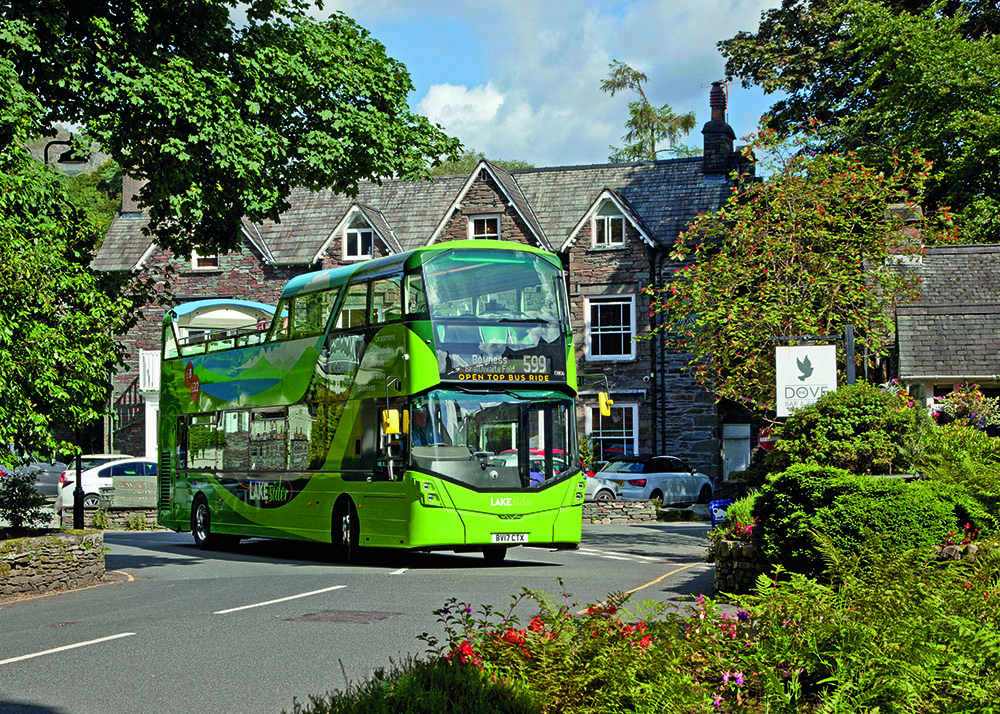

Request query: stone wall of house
[
  {"left": 710, "top": 539, "right": 768, "bottom": 595},
  {"left": 567, "top": 220, "right": 655, "bottom": 455},
  {"left": 582, "top": 499, "right": 657, "bottom": 524},
  {"left": 439, "top": 171, "right": 536, "bottom": 246},
  {"left": 0, "top": 531, "right": 105, "bottom": 596}
]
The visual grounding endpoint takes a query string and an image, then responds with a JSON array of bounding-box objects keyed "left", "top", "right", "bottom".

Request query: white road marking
[
  {"left": 0, "top": 632, "right": 136, "bottom": 666},
  {"left": 389, "top": 568, "right": 408, "bottom": 575},
  {"left": 214, "top": 585, "right": 347, "bottom": 614},
  {"left": 577, "top": 547, "right": 662, "bottom": 563}
]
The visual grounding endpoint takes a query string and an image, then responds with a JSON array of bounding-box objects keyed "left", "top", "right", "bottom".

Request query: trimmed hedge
[{"left": 754, "top": 464, "right": 992, "bottom": 578}]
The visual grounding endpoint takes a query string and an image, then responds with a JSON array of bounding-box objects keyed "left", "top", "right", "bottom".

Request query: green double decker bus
[{"left": 157, "top": 240, "right": 587, "bottom": 563}]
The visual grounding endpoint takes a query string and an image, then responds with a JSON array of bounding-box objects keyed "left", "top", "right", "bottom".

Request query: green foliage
[
  {"left": 418, "top": 589, "right": 706, "bottom": 714},
  {"left": 0, "top": 467, "right": 48, "bottom": 530},
  {"left": 0, "top": 1, "right": 461, "bottom": 256},
  {"left": 710, "top": 491, "right": 759, "bottom": 544},
  {"left": 600, "top": 60, "right": 698, "bottom": 162},
  {"left": 91, "top": 507, "right": 110, "bottom": 531},
  {"left": 428, "top": 150, "right": 533, "bottom": 176},
  {"left": 65, "top": 160, "right": 122, "bottom": 243},
  {"left": 577, "top": 436, "right": 595, "bottom": 472},
  {"left": 721, "top": 0, "right": 1000, "bottom": 242},
  {"left": 380, "top": 556, "right": 1000, "bottom": 713},
  {"left": 124, "top": 513, "right": 146, "bottom": 531},
  {"left": 752, "top": 463, "right": 992, "bottom": 577},
  {"left": 921, "top": 422, "right": 1000, "bottom": 521},
  {"left": 0, "top": 135, "right": 150, "bottom": 457},
  {"left": 285, "top": 657, "right": 539, "bottom": 714},
  {"left": 648, "top": 127, "right": 953, "bottom": 411},
  {"left": 769, "top": 382, "right": 932, "bottom": 475}
]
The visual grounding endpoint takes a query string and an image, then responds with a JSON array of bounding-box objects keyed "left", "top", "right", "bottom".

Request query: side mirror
[
  {"left": 598, "top": 391, "right": 613, "bottom": 417},
  {"left": 382, "top": 409, "right": 400, "bottom": 435},
  {"left": 402, "top": 409, "right": 410, "bottom": 435}
]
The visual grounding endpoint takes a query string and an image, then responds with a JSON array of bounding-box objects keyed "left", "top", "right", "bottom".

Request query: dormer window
[
  {"left": 593, "top": 202, "right": 625, "bottom": 248},
  {"left": 190, "top": 249, "right": 219, "bottom": 271},
  {"left": 470, "top": 216, "right": 500, "bottom": 240},
  {"left": 345, "top": 228, "right": 374, "bottom": 261}
]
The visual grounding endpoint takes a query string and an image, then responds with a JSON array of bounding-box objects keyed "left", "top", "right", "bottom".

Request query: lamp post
[
  {"left": 43, "top": 136, "right": 89, "bottom": 176},
  {"left": 44, "top": 135, "right": 90, "bottom": 528}
]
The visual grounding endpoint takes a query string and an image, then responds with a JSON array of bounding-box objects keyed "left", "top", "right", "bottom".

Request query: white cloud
[{"left": 326, "top": 0, "right": 784, "bottom": 165}]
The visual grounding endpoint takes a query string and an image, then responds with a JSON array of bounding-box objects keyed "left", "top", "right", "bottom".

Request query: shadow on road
[{"left": 104, "top": 532, "right": 559, "bottom": 573}]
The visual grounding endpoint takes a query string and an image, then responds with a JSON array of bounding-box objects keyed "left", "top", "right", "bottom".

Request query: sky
[{"left": 319, "top": 0, "right": 784, "bottom": 168}]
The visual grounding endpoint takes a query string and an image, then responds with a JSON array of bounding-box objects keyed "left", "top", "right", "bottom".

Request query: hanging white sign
[{"left": 775, "top": 345, "right": 837, "bottom": 417}]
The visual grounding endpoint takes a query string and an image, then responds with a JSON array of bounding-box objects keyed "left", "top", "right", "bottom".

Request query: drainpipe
[{"left": 648, "top": 244, "right": 663, "bottom": 454}]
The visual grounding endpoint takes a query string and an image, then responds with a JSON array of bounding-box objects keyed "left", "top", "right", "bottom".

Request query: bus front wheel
[
  {"left": 482, "top": 545, "right": 507, "bottom": 565},
  {"left": 332, "top": 499, "right": 361, "bottom": 564}
]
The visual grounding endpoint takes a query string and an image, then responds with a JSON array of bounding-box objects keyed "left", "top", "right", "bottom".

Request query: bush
[
  {"left": 768, "top": 381, "right": 931, "bottom": 474},
  {"left": 285, "top": 657, "right": 539, "bottom": 714},
  {"left": 709, "top": 491, "right": 759, "bottom": 544},
  {"left": 361, "top": 557, "right": 1000, "bottom": 714},
  {"left": 753, "top": 464, "right": 992, "bottom": 577},
  {"left": 921, "top": 422, "right": 1000, "bottom": 522},
  {"left": 0, "top": 468, "right": 49, "bottom": 531}
]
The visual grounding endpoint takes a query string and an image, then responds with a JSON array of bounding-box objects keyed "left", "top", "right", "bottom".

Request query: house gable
[{"left": 428, "top": 160, "right": 549, "bottom": 249}]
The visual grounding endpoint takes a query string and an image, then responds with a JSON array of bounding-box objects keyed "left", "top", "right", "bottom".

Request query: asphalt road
[{"left": 0, "top": 522, "right": 712, "bottom": 714}]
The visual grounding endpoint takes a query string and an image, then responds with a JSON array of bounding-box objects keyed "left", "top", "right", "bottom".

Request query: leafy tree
[
  {"left": 429, "top": 149, "right": 533, "bottom": 176},
  {"left": 0, "top": 0, "right": 460, "bottom": 256},
  {"left": 0, "top": 56, "right": 151, "bottom": 462},
  {"left": 65, "top": 160, "right": 123, "bottom": 244},
  {"left": 600, "top": 60, "right": 698, "bottom": 162},
  {"left": 647, "top": 126, "right": 956, "bottom": 412},
  {"left": 720, "top": 0, "right": 1000, "bottom": 242}
]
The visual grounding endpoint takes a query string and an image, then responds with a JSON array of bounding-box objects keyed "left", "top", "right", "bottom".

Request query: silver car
[
  {"left": 600, "top": 455, "right": 713, "bottom": 505},
  {"left": 584, "top": 474, "right": 621, "bottom": 502}
]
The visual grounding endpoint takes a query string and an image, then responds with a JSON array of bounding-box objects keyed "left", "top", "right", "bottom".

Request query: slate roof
[
  {"left": 93, "top": 156, "right": 735, "bottom": 270},
  {"left": 897, "top": 244, "right": 1000, "bottom": 379}
]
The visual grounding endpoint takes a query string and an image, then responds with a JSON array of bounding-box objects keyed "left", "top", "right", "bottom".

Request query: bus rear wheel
[
  {"left": 332, "top": 499, "right": 361, "bottom": 564},
  {"left": 482, "top": 545, "right": 507, "bottom": 565},
  {"left": 191, "top": 495, "right": 238, "bottom": 550}
]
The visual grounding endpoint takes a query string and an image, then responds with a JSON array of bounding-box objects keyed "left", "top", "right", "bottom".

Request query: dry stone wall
[{"left": 1, "top": 531, "right": 105, "bottom": 597}]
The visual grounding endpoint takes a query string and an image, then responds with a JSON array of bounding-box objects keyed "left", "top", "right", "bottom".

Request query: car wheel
[
  {"left": 332, "top": 498, "right": 361, "bottom": 564},
  {"left": 482, "top": 545, "right": 507, "bottom": 565},
  {"left": 82, "top": 494, "right": 100, "bottom": 508},
  {"left": 698, "top": 485, "right": 713, "bottom": 504},
  {"left": 649, "top": 489, "right": 663, "bottom": 504},
  {"left": 594, "top": 489, "right": 615, "bottom": 502}
]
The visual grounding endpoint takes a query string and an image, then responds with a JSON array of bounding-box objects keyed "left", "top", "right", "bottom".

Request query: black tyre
[
  {"left": 594, "top": 489, "right": 615, "bottom": 502},
  {"left": 191, "top": 495, "right": 214, "bottom": 549},
  {"left": 698, "top": 485, "right": 713, "bottom": 504},
  {"left": 332, "top": 498, "right": 361, "bottom": 564},
  {"left": 482, "top": 545, "right": 507, "bottom": 565},
  {"left": 649, "top": 489, "right": 664, "bottom": 504}
]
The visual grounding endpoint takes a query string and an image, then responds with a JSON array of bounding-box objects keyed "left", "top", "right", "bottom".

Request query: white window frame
[
  {"left": 586, "top": 401, "right": 639, "bottom": 464},
  {"left": 593, "top": 213, "right": 625, "bottom": 248},
  {"left": 190, "top": 249, "right": 219, "bottom": 271},
  {"left": 584, "top": 295, "right": 636, "bottom": 361},
  {"left": 469, "top": 215, "right": 501, "bottom": 240},
  {"left": 344, "top": 228, "right": 374, "bottom": 261}
]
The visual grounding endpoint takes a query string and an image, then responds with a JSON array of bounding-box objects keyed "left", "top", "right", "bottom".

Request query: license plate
[
  {"left": 491, "top": 533, "right": 528, "bottom": 544},
  {"left": 613, "top": 480, "right": 625, "bottom": 486}
]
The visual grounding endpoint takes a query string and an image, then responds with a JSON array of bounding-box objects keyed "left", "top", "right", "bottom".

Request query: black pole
[
  {"left": 73, "top": 427, "right": 84, "bottom": 529},
  {"left": 845, "top": 324, "right": 856, "bottom": 385}
]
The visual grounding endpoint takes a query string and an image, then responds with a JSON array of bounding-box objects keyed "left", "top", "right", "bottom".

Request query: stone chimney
[
  {"left": 701, "top": 81, "right": 737, "bottom": 176},
  {"left": 120, "top": 174, "right": 148, "bottom": 217}
]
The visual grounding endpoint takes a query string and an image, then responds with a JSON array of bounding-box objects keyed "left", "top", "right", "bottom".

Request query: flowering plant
[{"left": 934, "top": 383, "right": 1000, "bottom": 431}]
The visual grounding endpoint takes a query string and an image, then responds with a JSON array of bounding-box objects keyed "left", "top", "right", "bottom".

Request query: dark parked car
[{"left": 0, "top": 450, "right": 67, "bottom": 499}]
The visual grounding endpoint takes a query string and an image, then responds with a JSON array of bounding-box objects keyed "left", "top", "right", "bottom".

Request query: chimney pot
[{"left": 710, "top": 81, "right": 726, "bottom": 123}]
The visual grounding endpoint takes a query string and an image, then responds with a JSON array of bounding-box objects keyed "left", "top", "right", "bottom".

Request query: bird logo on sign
[{"left": 796, "top": 355, "right": 814, "bottom": 381}]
